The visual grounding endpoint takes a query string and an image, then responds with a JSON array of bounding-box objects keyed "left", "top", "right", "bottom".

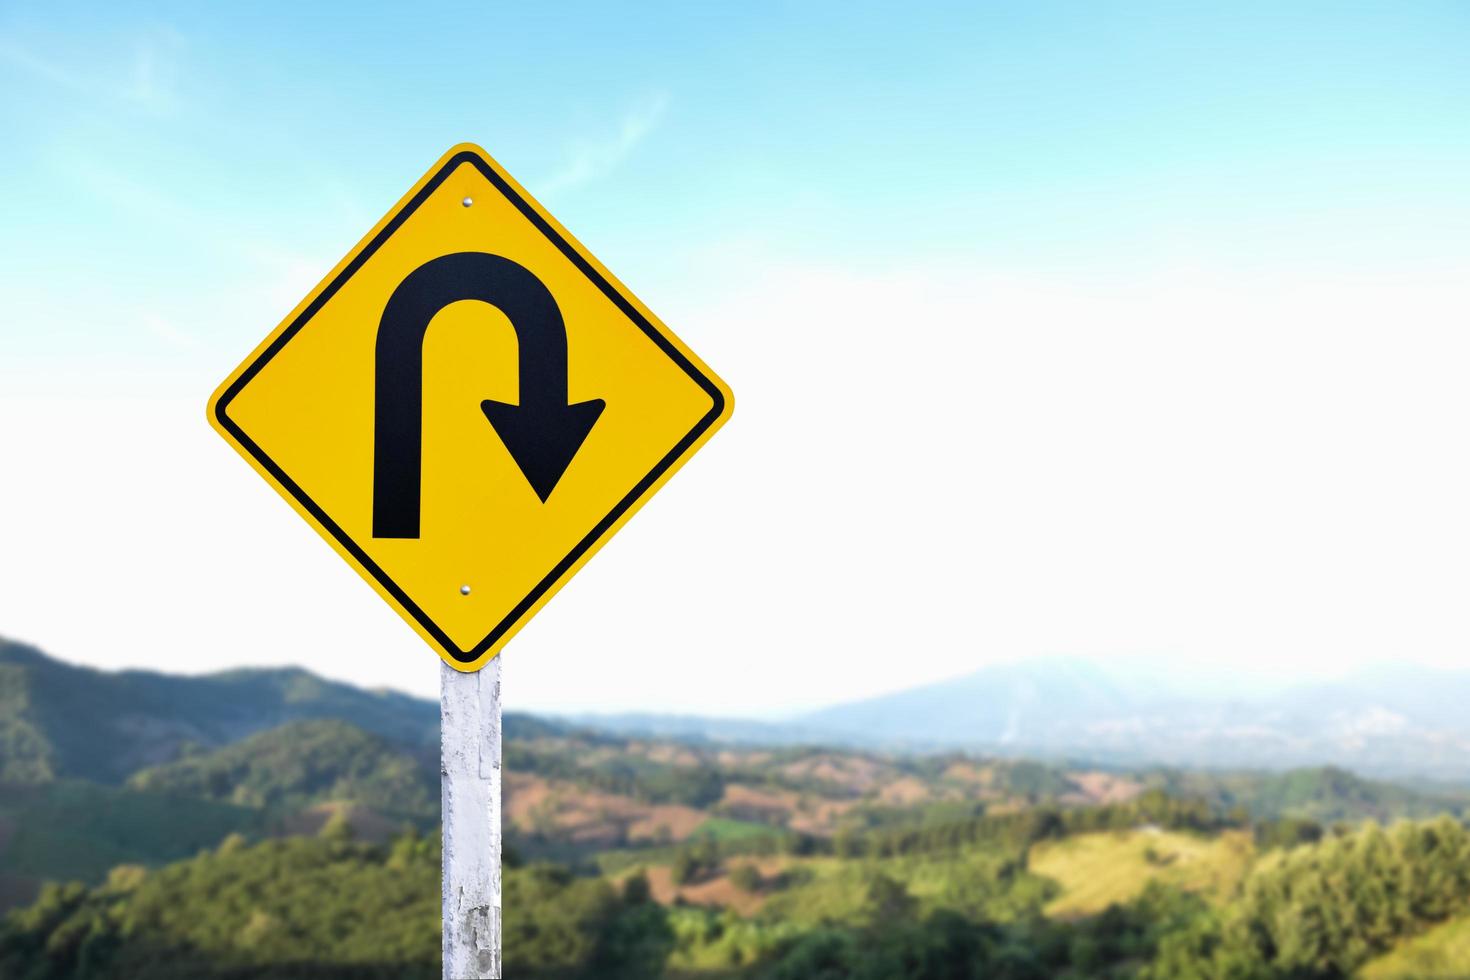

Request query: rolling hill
[
  {"left": 4, "top": 638, "right": 1470, "bottom": 977},
  {"left": 0, "top": 636, "right": 437, "bottom": 784},
  {"left": 126, "top": 718, "right": 438, "bottom": 823}
]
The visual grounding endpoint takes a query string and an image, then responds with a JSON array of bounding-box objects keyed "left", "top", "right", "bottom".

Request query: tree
[
  {"left": 859, "top": 873, "right": 916, "bottom": 927},
  {"left": 730, "top": 863, "right": 762, "bottom": 893},
  {"left": 670, "top": 848, "right": 700, "bottom": 887},
  {"left": 319, "top": 808, "right": 355, "bottom": 842},
  {"left": 622, "top": 871, "right": 652, "bottom": 905}
]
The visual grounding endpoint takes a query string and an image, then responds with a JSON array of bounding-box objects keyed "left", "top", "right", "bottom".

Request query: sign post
[
  {"left": 441, "top": 659, "right": 501, "bottom": 979},
  {"left": 207, "top": 143, "right": 732, "bottom": 979}
]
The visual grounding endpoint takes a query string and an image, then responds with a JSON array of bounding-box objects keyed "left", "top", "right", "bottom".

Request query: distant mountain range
[
  {"left": 580, "top": 657, "right": 1470, "bottom": 782},
  {"left": 5, "top": 632, "right": 1470, "bottom": 915},
  {"left": 9, "top": 634, "right": 1470, "bottom": 785}
]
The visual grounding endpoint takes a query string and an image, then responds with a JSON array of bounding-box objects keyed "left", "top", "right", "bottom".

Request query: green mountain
[
  {"left": 0, "top": 716, "right": 442, "bottom": 913},
  {"left": 127, "top": 719, "right": 437, "bottom": 823},
  {"left": 1187, "top": 765, "right": 1466, "bottom": 823},
  {"left": 0, "top": 834, "right": 442, "bottom": 980},
  {"left": 0, "top": 831, "right": 666, "bottom": 980},
  {"left": 0, "top": 637, "right": 437, "bottom": 785},
  {"left": 0, "top": 781, "right": 262, "bottom": 892}
]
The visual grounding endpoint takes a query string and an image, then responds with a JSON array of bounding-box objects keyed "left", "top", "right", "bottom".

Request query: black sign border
[{"left": 214, "top": 149, "right": 727, "bottom": 664}]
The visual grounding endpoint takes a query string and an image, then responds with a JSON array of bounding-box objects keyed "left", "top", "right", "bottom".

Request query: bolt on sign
[{"left": 208, "top": 144, "right": 733, "bottom": 670}]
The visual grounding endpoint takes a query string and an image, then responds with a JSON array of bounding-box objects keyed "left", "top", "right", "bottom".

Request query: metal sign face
[{"left": 208, "top": 144, "right": 732, "bottom": 670}]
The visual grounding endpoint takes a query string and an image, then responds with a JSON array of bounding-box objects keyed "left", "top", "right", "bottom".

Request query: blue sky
[
  {"left": 6, "top": 1, "right": 1469, "bottom": 362},
  {"left": 4, "top": 3, "right": 1470, "bottom": 711}
]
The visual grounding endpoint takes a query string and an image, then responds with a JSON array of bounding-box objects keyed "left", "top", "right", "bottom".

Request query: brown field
[
  {"left": 779, "top": 753, "right": 896, "bottom": 793},
  {"left": 717, "top": 783, "right": 801, "bottom": 821},
  {"left": 879, "top": 776, "right": 939, "bottom": 806},
  {"left": 788, "top": 798, "right": 858, "bottom": 836},
  {"left": 638, "top": 856, "right": 792, "bottom": 916},
  {"left": 715, "top": 782, "right": 860, "bottom": 835},
  {"left": 942, "top": 761, "right": 995, "bottom": 785},
  {"left": 1063, "top": 771, "right": 1145, "bottom": 806},
  {"left": 504, "top": 773, "right": 707, "bottom": 845}
]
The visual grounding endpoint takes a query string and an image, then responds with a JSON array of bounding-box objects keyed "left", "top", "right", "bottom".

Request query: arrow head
[{"left": 480, "top": 397, "right": 605, "bottom": 502}]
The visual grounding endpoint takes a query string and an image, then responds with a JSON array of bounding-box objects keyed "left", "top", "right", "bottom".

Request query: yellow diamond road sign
[{"left": 208, "top": 144, "right": 733, "bottom": 671}]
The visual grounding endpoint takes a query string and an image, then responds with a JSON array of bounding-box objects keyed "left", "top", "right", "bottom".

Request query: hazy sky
[{"left": 3, "top": 2, "right": 1470, "bottom": 714}]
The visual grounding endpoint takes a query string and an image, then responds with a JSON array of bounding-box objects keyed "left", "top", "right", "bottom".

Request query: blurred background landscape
[{"left": 8, "top": 634, "right": 1470, "bottom": 978}]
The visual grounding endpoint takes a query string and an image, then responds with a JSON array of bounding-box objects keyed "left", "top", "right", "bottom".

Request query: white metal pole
[{"left": 441, "top": 657, "right": 502, "bottom": 979}]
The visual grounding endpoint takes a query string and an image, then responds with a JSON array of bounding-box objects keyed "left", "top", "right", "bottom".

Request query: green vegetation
[
  {"left": 10, "top": 751, "right": 1470, "bottom": 978},
  {"left": 0, "top": 834, "right": 683, "bottom": 980},
  {"left": 127, "top": 719, "right": 437, "bottom": 823},
  {"left": 1144, "top": 816, "right": 1470, "bottom": 978},
  {"left": 728, "top": 864, "right": 762, "bottom": 893},
  {"left": 0, "top": 639, "right": 438, "bottom": 784},
  {"left": 1360, "top": 914, "right": 1470, "bottom": 978},
  {"left": 0, "top": 822, "right": 1239, "bottom": 978},
  {"left": 507, "top": 739, "right": 727, "bottom": 809},
  {"left": 9, "top": 641, "right": 1470, "bottom": 977},
  {"left": 1158, "top": 765, "right": 1470, "bottom": 824},
  {"left": 692, "top": 819, "right": 781, "bottom": 845},
  {"left": 1030, "top": 829, "right": 1255, "bottom": 918},
  {"left": 758, "top": 850, "right": 1054, "bottom": 929},
  {"left": 506, "top": 864, "right": 674, "bottom": 979},
  {"left": 0, "top": 834, "right": 440, "bottom": 979},
  {"left": 0, "top": 781, "right": 261, "bottom": 883}
]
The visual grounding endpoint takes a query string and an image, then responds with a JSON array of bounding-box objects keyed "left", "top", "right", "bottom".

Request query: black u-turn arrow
[{"left": 373, "top": 251, "right": 605, "bottom": 539}]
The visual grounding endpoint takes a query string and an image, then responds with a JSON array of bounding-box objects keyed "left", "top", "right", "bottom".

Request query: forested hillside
[
  {"left": 127, "top": 719, "right": 438, "bottom": 824},
  {"left": 8, "top": 813, "right": 1470, "bottom": 978},
  {"left": 5, "top": 640, "right": 1470, "bottom": 977},
  {"left": 0, "top": 639, "right": 437, "bottom": 783}
]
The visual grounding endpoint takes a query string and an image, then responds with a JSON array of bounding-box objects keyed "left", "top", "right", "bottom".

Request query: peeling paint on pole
[{"left": 442, "top": 659, "right": 501, "bottom": 979}]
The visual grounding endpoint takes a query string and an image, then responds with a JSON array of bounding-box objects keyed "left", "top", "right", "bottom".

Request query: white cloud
[
  {"left": 140, "top": 313, "right": 198, "bottom": 351},
  {"left": 6, "top": 257, "right": 1470, "bottom": 715},
  {"left": 0, "top": 26, "right": 183, "bottom": 114},
  {"left": 508, "top": 258, "right": 1470, "bottom": 714},
  {"left": 122, "top": 27, "right": 185, "bottom": 113},
  {"left": 539, "top": 92, "right": 670, "bottom": 196},
  {"left": 0, "top": 38, "right": 92, "bottom": 94}
]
